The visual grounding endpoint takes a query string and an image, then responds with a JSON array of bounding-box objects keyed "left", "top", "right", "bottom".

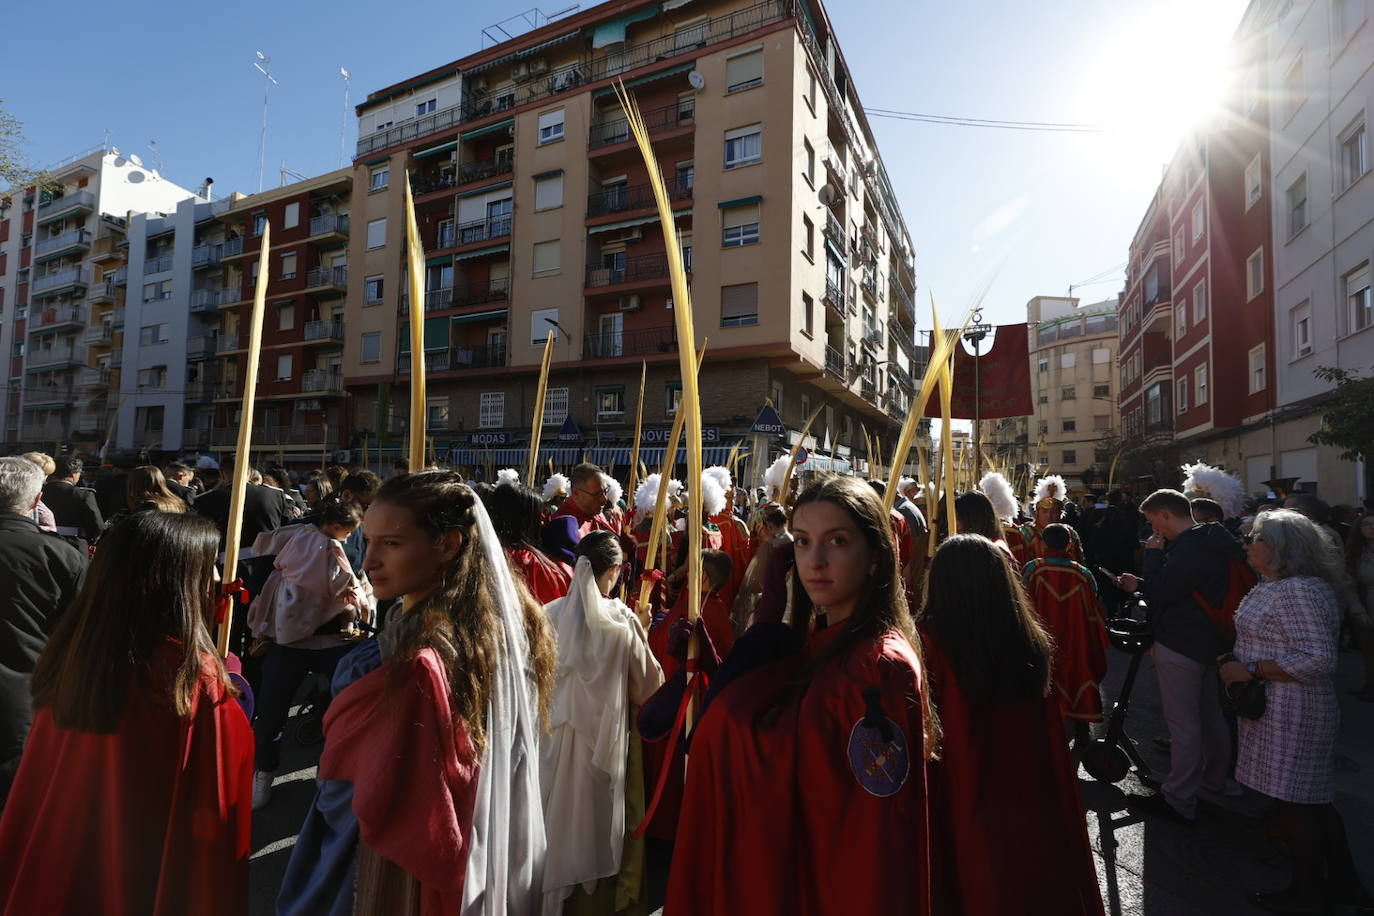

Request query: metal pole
[
  {"left": 339, "top": 68, "right": 351, "bottom": 169},
  {"left": 254, "top": 53, "right": 278, "bottom": 194}
]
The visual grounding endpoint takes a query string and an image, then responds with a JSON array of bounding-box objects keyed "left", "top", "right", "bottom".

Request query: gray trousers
[{"left": 1152, "top": 642, "right": 1232, "bottom": 817}]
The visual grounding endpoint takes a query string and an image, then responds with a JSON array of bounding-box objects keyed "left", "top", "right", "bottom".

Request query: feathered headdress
[
  {"left": 1031, "top": 474, "right": 1067, "bottom": 513},
  {"left": 979, "top": 471, "right": 1019, "bottom": 523},
  {"left": 496, "top": 468, "right": 520, "bottom": 488},
  {"left": 703, "top": 465, "right": 732, "bottom": 494},
  {"left": 634, "top": 473, "right": 682, "bottom": 515},
  {"left": 1181, "top": 460, "right": 1245, "bottom": 519},
  {"left": 600, "top": 472, "right": 623, "bottom": 509},
  {"left": 543, "top": 472, "right": 570, "bottom": 503},
  {"left": 762, "top": 454, "right": 791, "bottom": 495},
  {"left": 699, "top": 470, "right": 726, "bottom": 517}
]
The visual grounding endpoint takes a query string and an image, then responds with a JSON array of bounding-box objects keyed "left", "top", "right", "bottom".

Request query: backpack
[{"left": 1193, "top": 556, "right": 1258, "bottom": 645}]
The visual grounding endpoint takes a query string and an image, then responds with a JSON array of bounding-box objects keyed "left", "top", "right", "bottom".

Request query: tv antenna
[
  {"left": 280, "top": 162, "right": 309, "bottom": 186},
  {"left": 339, "top": 67, "right": 352, "bottom": 168},
  {"left": 254, "top": 51, "right": 279, "bottom": 193},
  {"left": 147, "top": 139, "right": 164, "bottom": 173}
]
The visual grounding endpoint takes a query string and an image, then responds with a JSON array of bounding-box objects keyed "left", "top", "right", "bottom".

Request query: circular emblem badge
[{"left": 847, "top": 716, "right": 910, "bottom": 798}]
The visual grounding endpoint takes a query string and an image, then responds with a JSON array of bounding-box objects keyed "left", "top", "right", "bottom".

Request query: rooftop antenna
[
  {"left": 254, "top": 51, "right": 279, "bottom": 193},
  {"left": 101, "top": 128, "right": 113, "bottom": 150},
  {"left": 147, "top": 139, "right": 164, "bottom": 173},
  {"left": 339, "top": 67, "right": 352, "bottom": 169},
  {"left": 280, "top": 162, "right": 309, "bottom": 186}
]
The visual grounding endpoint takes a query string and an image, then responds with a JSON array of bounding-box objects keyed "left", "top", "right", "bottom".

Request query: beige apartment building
[{"left": 339, "top": 0, "right": 920, "bottom": 479}]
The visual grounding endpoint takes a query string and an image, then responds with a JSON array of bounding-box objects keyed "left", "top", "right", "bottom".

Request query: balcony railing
[
  {"left": 583, "top": 325, "right": 676, "bottom": 359},
  {"left": 76, "top": 366, "right": 112, "bottom": 388},
  {"left": 459, "top": 157, "right": 515, "bottom": 185},
  {"left": 412, "top": 170, "right": 458, "bottom": 195},
  {"left": 35, "top": 229, "right": 92, "bottom": 260},
  {"left": 823, "top": 279, "right": 845, "bottom": 310},
  {"left": 32, "top": 268, "right": 88, "bottom": 295},
  {"left": 587, "top": 177, "right": 690, "bottom": 218},
  {"left": 24, "top": 382, "right": 76, "bottom": 404},
  {"left": 309, "top": 213, "right": 350, "bottom": 237},
  {"left": 824, "top": 344, "right": 844, "bottom": 379},
  {"left": 36, "top": 190, "right": 95, "bottom": 222},
  {"left": 186, "top": 335, "right": 213, "bottom": 357},
  {"left": 589, "top": 99, "right": 696, "bottom": 149},
  {"left": 306, "top": 265, "right": 348, "bottom": 289},
  {"left": 90, "top": 236, "right": 123, "bottom": 262},
  {"left": 449, "top": 342, "right": 507, "bottom": 370},
  {"left": 824, "top": 141, "right": 848, "bottom": 186},
  {"left": 304, "top": 318, "right": 345, "bottom": 342},
  {"left": 212, "top": 425, "right": 328, "bottom": 447},
  {"left": 222, "top": 237, "right": 245, "bottom": 258},
  {"left": 32, "top": 305, "right": 85, "bottom": 329},
  {"left": 585, "top": 251, "right": 670, "bottom": 288},
  {"left": 456, "top": 215, "right": 512, "bottom": 245},
  {"left": 23, "top": 421, "right": 69, "bottom": 440},
  {"left": 110, "top": 267, "right": 128, "bottom": 286},
  {"left": 302, "top": 369, "right": 344, "bottom": 393},
  {"left": 216, "top": 334, "right": 240, "bottom": 353},
  {"left": 190, "top": 288, "right": 224, "bottom": 311},
  {"left": 144, "top": 254, "right": 174, "bottom": 275},
  {"left": 824, "top": 212, "right": 843, "bottom": 243},
  {"left": 191, "top": 244, "right": 222, "bottom": 268},
  {"left": 109, "top": 307, "right": 125, "bottom": 328},
  {"left": 454, "top": 277, "right": 510, "bottom": 308},
  {"left": 397, "top": 351, "right": 455, "bottom": 374},
  {"left": 83, "top": 324, "right": 114, "bottom": 346}
]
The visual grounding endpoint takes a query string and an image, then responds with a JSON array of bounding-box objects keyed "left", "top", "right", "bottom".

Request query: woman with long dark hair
[
  {"left": 666, "top": 475, "right": 935, "bottom": 915},
  {"left": 920, "top": 534, "right": 1104, "bottom": 915},
  {"left": 485, "top": 481, "right": 572, "bottom": 604},
  {"left": 278, "top": 470, "right": 557, "bottom": 915},
  {"left": 0, "top": 512, "right": 253, "bottom": 914}
]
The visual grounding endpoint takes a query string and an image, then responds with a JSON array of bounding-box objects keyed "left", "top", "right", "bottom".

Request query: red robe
[
  {"left": 1004, "top": 522, "right": 1035, "bottom": 568},
  {"left": 319, "top": 647, "right": 479, "bottom": 915},
  {"left": 921, "top": 630, "right": 1104, "bottom": 916},
  {"left": 554, "top": 497, "right": 613, "bottom": 538},
  {"left": 710, "top": 512, "right": 751, "bottom": 611},
  {"left": 0, "top": 645, "right": 253, "bottom": 915},
  {"left": 507, "top": 546, "right": 572, "bottom": 605},
  {"left": 666, "top": 626, "right": 931, "bottom": 915},
  {"left": 889, "top": 508, "right": 912, "bottom": 572},
  {"left": 1022, "top": 556, "right": 1109, "bottom": 721}
]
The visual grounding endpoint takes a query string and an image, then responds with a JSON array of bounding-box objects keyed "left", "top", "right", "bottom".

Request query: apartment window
[
  {"left": 278, "top": 302, "right": 295, "bottom": 331},
  {"left": 1192, "top": 279, "right": 1207, "bottom": 325},
  {"left": 1247, "top": 248, "right": 1265, "bottom": 300},
  {"left": 803, "top": 139, "right": 816, "bottom": 186},
  {"left": 137, "top": 366, "right": 167, "bottom": 388},
  {"left": 370, "top": 165, "right": 390, "bottom": 191},
  {"left": 1037, "top": 357, "right": 1049, "bottom": 373},
  {"left": 426, "top": 395, "right": 448, "bottom": 429},
  {"left": 1245, "top": 153, "right": 1262, "bottom": 209},
  {"left": 721, "top": 282, "right": 759, "bottom": 327},
  {"left": 666, "top": 382, "right": 683, "bottom": 417},
  {"left": 1062, "top": 450, "right": 1077, "bottom": 466},
  {"left": 531, "top": 307, "right": 559, "bottom": 345},
  {"left": 416, "top": 98, "right": 436, "bottom": 117},
  {"left": 805, "top": 68, "right": 818, "bottom": 112},
  {"left": 725, "top": 47, "right": 763, "bottom": 93},
  {"left": 1293, "top": 300, "right": 1313, "bottom": 357},
  {"left": 533, "top": 172, "right": 563, "bottom": 210},
  {"left": 1092, "top": 347, "right": 1110, "bottom": 364},
  {"left": 1346, "top": 262, "right": 1373, "bottom": 332},
  {"left": 675, "top": 161, "right": 695, "bottom": 192},
  {"left": 801, "top": 292, "right": 814, "bottom": 336},
  {"left": 1060, "top": 351, "right": 1076, "bottom": 369},
  {"left": 722, "top": 203, "right": 760, "bottom": 247},
  {"left": 361, "top": 331, "right": 381, "bottom": 364},
  {"left": 364, "top": 274, "right": 384, "bottom": 305},
  {"left": 142, "top": 280, "right": 170, "bottom": 302},
  {"left": 1174, "top": 227, "right": 1186, "bottom": 267},
  {"left": 1061, "top": 386, "right": 1076, "bottom": 400},
  {"left": 1176, "top": 303, "right": 1188, "bottom": 338},
  {"left": 479, "top": 392, "right": 504, "bottom": 428},
  {"left": 1193, "top": 363, "right": 1208, "bottom": 405},
  {"left": 799, "top": 394, "right": 811, "bottom": 422},
  {"left": 283, "top": 202, "right": 300, "bottom": 230},
  {"left": 1038, "top": 395, "right": 1049, "bottom": 404},
  {"left": 366, "top": 218, "right": 387, "bottom": 250},
  {"left": 1177, "top": 376, "right": 1189, "bottom": 412},
  {"left": 1094, "top": 383, "right": 1111, "bottom": 398},
  {"left": 253, "top": 214, "right": 268, "bottom": 236},
  {"left": 1062, "top": 419, "right": 1076, "bottom": 432},
  {"left": 596, "top": 386, "right": 626, "bottom": 422},
  {"left": 770, "top": 380, "right": 785, "bottom": 416},
  {"left": 532, "top": 240, "right": 561, "bottom": 277},
  {"left": 537, "top": 109, "right": 565, "bottom": 145},
  {"left": 1340, "top": 120, "right": 1368, "bottom": 189},
  {"left": 1286, "top": 173, "right": 1308, "bottom": 238},
  {"left": 724, "top": 124, "right": 762, "bottom": 169},
  {"left": 276, "top": 354, "right": 293, "bottom": 381},
  {"left": 135, "top": 406, "right": 165, "bottom": 432},
  {"left": 138, "top": 323, "right": 170, "bottom": 346},
  {"left": 1094, "top": 414, "right": 1111, "bottom": 430},
  {"left": 281, "top": 252, "right": 297, "bottom": 280},
  {"left": 542, "top": 387, "right": 569, "bottom": 425},
  {"left": 1191, "top": 201, "right": 1205, "bottom": 241},
  {"left": 1244, "top": 344, "right": 1266, "bottom": 394},
  {"left": 1282, "top": 54, "right": 1305, "bottom": 121},
  {"left": 802, "top": 215, "right": 815, "bottom": 260}
]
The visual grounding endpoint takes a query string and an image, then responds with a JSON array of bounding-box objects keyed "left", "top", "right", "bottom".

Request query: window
[
  {"left": 1061, "top": 386, "right": 1076, "bottom": 400},
  {"left": 361, "top": 331, "right": 381, "bottom": 364},
  {"left": 801, "top": 292, "right": 814, "bottom": 336},
  {"left": 770, "top": 380, "right": 784, "bottom": 415},
  {"left": 533, "top": 173, "right": 563, "bottom": 210},
  {"left": 479, "top": 392, "right": 504, "bottom": 428},
  {"left": 1293, "top": 300, "right": 1313, "bottom": 357},
  {"left": 675, "top": 161, "right": 695, "bottom": 192},
  {"left": 364, "top": 275, "right": 383, "bottom": 304},
  {"left": 1037, "top": 357, "right": 1049, "bottom": 373},
  {"left": 137, "top": 366, "right": 167, "bottom": 388},
  {"left": 1191, "top": 201, "right": 1205, "bottom": 241},
  {"left": 415, "top": 98, "right": 436, "bottom": 117},
  {"left": 1195, "top": 364, "right": 1208, "bottom": 405},
  {"left": 426, "top": 395, "right": 449, "bottom": 429},
  {"left": 1286, "top": 173, "right": 1308, "bottom": 237},
  {"left": 1176, "top": 303, "right": 1188, "bottom": 338},
  {"left": 803, "top": 139, "right": 816, "bottom": 186},
  {"left": 1174, "top": 227, "right": 1186, "bottom": 267},
  {"left": 726, "top": 48, "right": 763, "bottom": 92},
  {"left": 1094, "top": 414, "right": 1111, "bottom": 430},
  {"left": 532, "top": 240, "right": 561, "bottom": 276},
  {"left": 531, "top": 307, "right": 559, "bottom": 345},
  {"left": 721, "top": 282, "right": 759, "bottom": 327},
  {"left": 253, "top": 213, "right": 268, "bottom": 236},
  {"left": 537, "top": 109, "right": 565, "bottom": 145},
  {"left": 1249, "top": 343, "right": 1267, "bottom": 392},
  {"left": 366, "top": 218, "right": 386, "bottom": 250},
  {"left": 281, "top": 252, "right": 297, "bottom": 279},
  {"left": 1340, "top": 120, "right": 1367, "bottom": 189},
  {"left": 805, "top": 68, "right": 817, "bottom": 112},
  {"left": 1177, "top": 376, "right": 1189, "bottom": 412},
  {"left": 1062, "top": 419, "right": 1076, "bottom": 432},
  {"left": 802, "top": 215, "right": 814, "bottom": 259},
  {"left": 138, "top": 323, "right": 170, "bottom": 345},
  {"left": 1094, "top": 383, "right": 1111, "bottom": 398},
  {"left": 1060, "top": 351, "right": 1076, "bottom": 369},
  {"left": 1245, "top": 153, "right": 1262, "bottom": 209},
  {"left": 283, "top": 202, "right": 300, "bottom": 230},
  {"left": 666, "top": 382, "right": 682, "bottom": 416},
  {"left": 722, "top": 202, "right": 761, "bottom": 247},
  {"left": 1192, "top": 279, "right": 1207, "bottom": 324},
  {"left": 1346, "top": 262, "right": 1372, "bottom": 332},
  {"left": 799, "top": 394, "right": 811, "bottom": 422},
  {"left": 1247, "top": 248, "right": 1265, "bottom": 300},
  {"left": 1062, "top": 450, "right": 1077, "bottom": 466},
  {"left": 1038, "top": 394, "right": 1049, "bottom": 404},
  {"left": 542, "top": 387, "right": 569, "bottom": 426},
  {"left": 724, "top": 124, "right": 762, "bottom": 169},
  {"left": 278, "top": 303, "right": 294, "bottom": 330},
  {"left": 142, "top": 280, "right": 170, "bottom": 302},
  {"left": 276, "top": 354, "right": 293, "bottom": 381},
  {"left": 370, "top": 165, "right": 389, "bottom": 191},
  {"left": 1092, "top": 347, "right": 1110, "bottom": 364},
  {"left": 596, "top": 386, "right": 626, "bottom": 422},
  {"left": 1282, "top": 54, "right": 1305, "bottom": 122}
]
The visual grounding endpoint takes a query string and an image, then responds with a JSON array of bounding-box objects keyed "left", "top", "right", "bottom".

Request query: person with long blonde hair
[{"left": 126, "top": 466, "right": 186, "bottom": 514}]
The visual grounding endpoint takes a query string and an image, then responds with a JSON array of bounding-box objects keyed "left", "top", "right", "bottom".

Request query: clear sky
[{"left": 4, "top": 0, "right": 1248, "bottom": 330}]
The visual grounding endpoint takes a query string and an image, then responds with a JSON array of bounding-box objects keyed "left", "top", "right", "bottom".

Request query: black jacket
[
  {"left": 194, "top": 483, "right": 291, "bottom": 549},
  {"left": 1141, "top": 523, "right": 1247, "bottom": 664},
  {"left": 40, "top": 480, "right": 103, "bottom": 542},
  {"left": 166, "top": 480, "right": 196, "bottom": 510},
  {"left": 0, "top": 513, "right": 87, "bottom": 806}
]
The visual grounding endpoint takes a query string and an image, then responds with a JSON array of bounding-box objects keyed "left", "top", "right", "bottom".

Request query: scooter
[{"left": 1081, "top": 597, "right": 1155, "bottom": 784}]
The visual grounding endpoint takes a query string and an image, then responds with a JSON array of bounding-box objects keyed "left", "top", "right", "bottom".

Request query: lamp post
[
  {"left": 962, "top": 311, "right": 993, "bottom": 479},
  {"left": 253, "top": 52, "right": 278, "bottom": 194}
]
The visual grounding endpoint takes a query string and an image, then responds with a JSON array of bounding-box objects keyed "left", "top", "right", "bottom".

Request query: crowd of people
[{"left": 0, "top": 447, "right": 1370, "bottom": 915}]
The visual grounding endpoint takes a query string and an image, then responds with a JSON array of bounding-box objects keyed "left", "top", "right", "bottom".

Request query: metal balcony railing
[
  {"left": 111, "top": 267, "right": 128, "bottom": 285},
  {"left": 309, "top": 213, "right": 350, "bottom": 236},
  {"left": 76, "top": 366, "right": 112, "bottom": 388},
  {"left": 460, "top": 157, "right": 515, "bottom": 185},
  {"left": 585, "top": 251, "right": 670, "bottom": 288},
  {"left": 35, "top": 229, "right": 92, "bottom": 259},
  {"left": 397, "top": 351, "right": 454, "bottom": 375},
  {"left": 425, "top": 287, "right": 453, "bottom": 311},
  {"left": 36, "top": 190, "right": 95, "bottom": 221},
  {"left": 23, "top": 421, "right": 69, "bottom": 440},
  {"left": 824, "top": 344, "right": 844, "bottom": 378},
  {"left": 302, "top": 369, "right": 344, "bottom": 393},
  {"left": 583, "top": 325, "right": 676, "bottom": 359},
  {"left": 144, "top": 255, "right": 174, "bottom": 275},
  {"left": 823, "top": 279, "right": 845, "bottom": 309},
  {"left": 454, "top": 277, "right": 510, "bottom": 307},
  {"left": 32, "top": 305, "right": 85, "bottom": 329},
  {"left": 191, "top": 244, "right": 222, "bottom": 268},
  {"left": 217, "top": 334, "right": 240, "bottom": 353},
  {"left": 306, "top": 265, "right": 348, "bottom": 289},
  {"left": 824, "top": 212, "right": 843, "bottom": 243},
  {"left": 457, "top": 216, "right": 511, "bottom": 245},
  {"left": 190, "top": 288, "right": 224, "bottom": 311},
  {"left": 589, "top": 99, "right": 695, "bottom": 148},
  {"left": 32, "top": 268, "right": 89, "bottom": 295},
  {"left": 83, "top": 324, "right": 114, "bottom": 345},
  {"left": 587, "top": 177, "right": 690, "bottom": 217},
  {"left": 24, "top": 382, "right": 76, "bottom": 403},
  {"left": 304, "top": 318, "right": 345, "bottom": 342},
  {"left": 449, "top": 341, "right": 507, "bottom": 370},
  {"left": 824, "top": 141, "right": 848, "bottom": 186},
  {"left": 222, "top": 237, "right": 245, "bottom": 257},
  {"left": 186, "top": 335, "right": 212, "bottom": 357}
]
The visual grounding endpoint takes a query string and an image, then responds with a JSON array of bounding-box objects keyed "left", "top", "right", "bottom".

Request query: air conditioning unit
[
  {"left": 511, "top": 62, "right": 530, "bottom": 81},
  {"left": 529, "top": 57, "right": 549, "bottom": 75},
  {"left": 333, "top": 450, "right": 352, "bottom": 463},
  {"left": 619, "top": 294, "right": 642, "bottom": 312}
]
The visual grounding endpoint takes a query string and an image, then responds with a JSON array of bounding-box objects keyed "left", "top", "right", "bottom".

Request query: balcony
[
  {"left": 583, "top": 325, "right": 676, "bottom": 359},
  {"left": 589, "top": 99, "right": 696, "bottom": 149},
  {"left": 587, "top": 177, "right": 690, "bottom": 218},
  {"left": 36, "top": 190, "right": 95, "bottom": 224},
  {"left": 449, "top": 341, "right": 507, "bottom": 370},
  {"left": 185, "top": 380, "right": 219, "bottom": 402},
  {"left": 302, "top": 369, "right": 344, "bottom": 393},
  {"left": 110, "top": 349, "right": 123, "bottom": 367},
  {"left": 305, "top": 265, "right": 348, "bottom": 293},
  {"left": 823, "top": 142, "right": 848, "bottom": 188},
  {"left": 186, "top": 335, "right": 213, "bottom": 358},
  {"left": 76, "top": 366, "right": 112, "bottom": 389},
  {"left": 35, "top": 229, "right": 92, "bottom": 262},
  {"left": 458, "top": 156, "right": 514, "bottom": 186},
  {"left": 31, "top": 305, "right": 86, "bottom": 331},
  {"left": 304, "top": 318, "right": 345, "bottom": 344},
  {"left": 212, "top": 425, "right": 328, "bottom": 447},
  {"left": 217, "top": 334, "right": 240, "bottom": 353},
  {"left": 23, "top": 420, "right": 69, "bottom": 440},
  {"left": 110, "top": 266, "right": 128, "bottom": 286},
  {"left": 860, "top": 274, "right": 878, "bottom": 302},
  {"left": 32, "top": 268, "right": 89, "bottom": 299},
  {"left": 397, "top": 351, "right": 454, "bottom": 375},
  {"left": 75, "top": 413, "right": 106, "bottom": 435},
  {"left": 190, "top": 288, "right": 224, "bottom": 311},
  {"left": 585, "top": 252, "right": 670, "bottom": 289},
  {"left": 191, "top": 244, "right": 222, "bottom": 269},
  {"left": 90, "top": 235, "right": 124, "bottom": 263},
  {"left": 83, "top": 324, "right": 114, "bottom": 346},
  {"left": 109, "top": 306, "right": 125, "bottom": 328},
  {"left": 24, "top": 382, "right": 76, "bottom": 405},
  {"left": 823, "top": 279, "right": 845, "bottom": 314},
  {"left": 824, "top": 344, "right": 845, "bottom": 379},
  {"left": 222, "top": 237, "right": 245, "bottom": 258},
  {"left": 824, "top": 212, "right": 843, "bottom": 244},
  {"left": 309, "top": 213, "right": 350, "bottom": 239},
  {"left": 453, "top": 277, "right": 510, "bottom": 308},
  {"left": 144, "top": 254, "right": 174, "bottom": 275},
  {"left": 862, "top": 322, "right": 884, "bottom": 350},
  {"left": 456, "top": 215, "right": 511, "bottom": 246},
  {"left": 88, "top": 278, "right": 120, "bottom": 305}
]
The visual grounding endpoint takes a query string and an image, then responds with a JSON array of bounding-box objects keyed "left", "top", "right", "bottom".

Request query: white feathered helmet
[
  {"left": 543, "top": 472, "right": 570, "bottom": 503},
  {"left": 979, "top": 471, "right": 1019, "bottom": 523},
  {"left": 703, "top": 465, "right": 732, "bottom": 494},
  {"left": 699, "top": 469, "right": 726, "bottom": 517},
  {"left": 634, "top": 473, "right": 682, "bottom": 515},
  {"left": 600, "top": 472, "right": 623, "bottom": 509},
  {"left": 1030, "top": 474, "right": 1068, "bottom": 514},
  {"left": 762, "top": 454, "right": 791, "bottom": 496},
  {"left": 1181, "top": 460, "right": 1245, "bottom": 519},
  {"left": 496, "top": 468, "right": 520, "bottom": 487}
]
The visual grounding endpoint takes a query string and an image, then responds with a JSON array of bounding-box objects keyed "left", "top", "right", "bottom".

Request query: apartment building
[
  {"left": 340, "top": 0, "right": 920, "bottom": 479},
  {"left": 0, "top": 147, "right": 197, "bottom": 451}
]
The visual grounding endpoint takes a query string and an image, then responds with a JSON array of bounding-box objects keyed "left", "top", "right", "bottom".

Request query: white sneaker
[{"left": 252, "top": 770, "right": 273, "bottom": 810}]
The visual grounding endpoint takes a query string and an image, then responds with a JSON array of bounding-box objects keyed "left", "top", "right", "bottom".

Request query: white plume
[
  {"left": 762, "top": 454, "right": 791, "bottom": 494},
  {"left": 703, "top": 465, "right": 733, "bottom": 493},
  {"left": 1181, "top": 460, "right": 1245, "bottom": 519},
  {"left": 496, "top": 468, "right": 520, "bottom": 487},
  {"left": 979, "top": 471, "right": 1019, "bottom": 522},
  {"left": 699, "top": 471, "right": 726, "bottom": 517},
  {"left": 634, "top": 474, "right": 663, "bottom": 515},
  {"left": 1030, "top": 474, "right": 1068, "bottom": 511},
  {"left": 543, "top": 472, "right": 570, "bottom": 503},
  {"left": 601, "top": 472, "right": 623, "bottom": 508},
  {"left": 667, "top": 478, "right": 684, "bottom": 499}
]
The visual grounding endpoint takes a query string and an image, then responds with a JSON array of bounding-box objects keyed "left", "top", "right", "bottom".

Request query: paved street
[{"left": 248, "top": 644, "right": 1374, "bottom": 915}]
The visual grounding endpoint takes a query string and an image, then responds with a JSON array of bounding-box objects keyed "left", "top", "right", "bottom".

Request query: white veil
[{"left": 464, "top": 494, "right": 547, "bottom": 915}]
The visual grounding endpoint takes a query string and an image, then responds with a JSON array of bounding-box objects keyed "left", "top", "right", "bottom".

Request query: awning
[
  {"left": 413, "top": 140, "right": 457, "bottom": 159},
  {"left": 593, "top": 62, "right": 697, "bottom": 98},
  {"left": 455, "top": 243, "right": 509, "bottom": 261},
  {"left": 458, "top": 180, "right": 512, "bottom": 199},
  {"left": 453, "top": 308, "right": 507, "bottom": 324},
  {"left": 426, "top": 254, "right": 452, "bottom": 267},
  {"left": 399, "top": 316, "right": 452, "bottom": 353},
  {"left": 465, "top": 32, "right": 583, "bottom": 75},
  {"left": 592, "top": 5, "right": 660, "bottom": 48},
  {"left": 588, "top": 212, "right": 683, "bottom": 235},
  {"left": 363, "top": 155, "right": 391, "bottom": 166},
  {"left": 825, "top": 238, "right": 846, "bottom": 264},
  {"left": 662, "top": 0, "right": 696, "bottom": 9},
  {"left": 718, "top": 195, "right": 762, "bottom": 209},
  {"left": 461, "top": 119, "right": 514, "bottom": 142}
]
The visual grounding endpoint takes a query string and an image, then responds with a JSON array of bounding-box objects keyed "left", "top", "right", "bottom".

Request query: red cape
[
  {"left": 1023, "top": 557, "right": 1109, "bottom": 720},
  {"left": 921, "top": 630, "right": 1104, "bottom": 915},
  {"left": 0, "top": 648, "right": 253, "bottom": 915},
  {"left": 710, "top": 512, "right": 751, "bottom": 611},
  {"left": 508, "top": 546, "right": 572, "bottom": 605},
  {"left": 666, "top": 626, "right": 931, "bottom": 916}
]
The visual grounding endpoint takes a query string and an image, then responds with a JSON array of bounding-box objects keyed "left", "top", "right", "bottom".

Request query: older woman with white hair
[{"left": 1219, "top": 508, "right": 1372, "bottom": 914}]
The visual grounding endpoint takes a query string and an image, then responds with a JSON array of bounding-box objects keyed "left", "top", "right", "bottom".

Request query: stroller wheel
[
  {"left": 1082, "top": 739, "right": 1132, "bottom": 783},
  {"left": 295, "top": 715, "right": 324, "bottom": 745}
]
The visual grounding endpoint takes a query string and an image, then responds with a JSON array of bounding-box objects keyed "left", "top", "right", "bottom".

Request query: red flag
[{"left": 923, "top": 323, "right": 1033, "bottom": 420}]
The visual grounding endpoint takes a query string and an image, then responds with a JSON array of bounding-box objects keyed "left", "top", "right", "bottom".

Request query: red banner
[{"left": 922, "top": 323, "right": 1033, "bottom": 420}]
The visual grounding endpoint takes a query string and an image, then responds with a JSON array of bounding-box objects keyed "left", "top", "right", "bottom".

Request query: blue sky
[{"left": 4, "top": 0, "right": 1247, "bottom": 330}]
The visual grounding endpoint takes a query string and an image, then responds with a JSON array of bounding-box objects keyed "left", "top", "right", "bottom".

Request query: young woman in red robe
[
  {"left": 667, "top": 475, "right": 936, "bottom": 915},
  {"left": 484, "top": 481, "right": 572, "bottom": 604},
  {"left": 0, "top": 511, "right": 253, "bottom": 916},
  {"left": 920, "top": 533, "right": 1104, "bottom": 916}
]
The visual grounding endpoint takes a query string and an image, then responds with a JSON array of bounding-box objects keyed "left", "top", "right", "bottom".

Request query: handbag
[{"left": 1223, "top": 678, "right": 1266, "bottom": 720}]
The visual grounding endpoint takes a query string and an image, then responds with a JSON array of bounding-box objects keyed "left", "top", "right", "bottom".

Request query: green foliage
[
  {"left": 0, "top": 100, "right": 55, "bottom": 194},
  {"left": 1308, "top": 365, "right": 1374, "bottom": 462}
]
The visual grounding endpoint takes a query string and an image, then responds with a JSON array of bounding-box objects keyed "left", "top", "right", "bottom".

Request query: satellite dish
[
  {"left": 129, "top": 154, "right": 143, "bottom": 167},
  {"left": 113, "top": 157, "right": 127, "bottom": 167},
  {"left": 688, "top": 70, "right": 706, "bottom": 92},
  {"left": 818, "top": 184, "right": 839, "bottom": 206}
]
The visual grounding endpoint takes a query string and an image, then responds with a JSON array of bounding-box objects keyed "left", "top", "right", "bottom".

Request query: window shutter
[
  {"left": 722, "top": 203, "right": 760, "bottom": 229},
  {"left": 721, "top": 282, "right": 758, "bottom": 319},
  {"left": 725, "top": 49, "right": 763, "bottom": 90}
]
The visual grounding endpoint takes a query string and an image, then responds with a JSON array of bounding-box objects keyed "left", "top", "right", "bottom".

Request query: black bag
[{"left": 1223, "top": 678, "right": 1266, "bottom": 720}]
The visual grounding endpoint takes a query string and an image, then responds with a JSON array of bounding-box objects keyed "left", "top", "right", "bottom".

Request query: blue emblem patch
[{"left": 847, "top": 716, "right": 910, "bottom": 797}]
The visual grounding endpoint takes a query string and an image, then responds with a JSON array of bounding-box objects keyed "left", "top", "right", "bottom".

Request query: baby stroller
[{"left": 1081, "top": 597, "right": 1155, "bottom": 784}]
